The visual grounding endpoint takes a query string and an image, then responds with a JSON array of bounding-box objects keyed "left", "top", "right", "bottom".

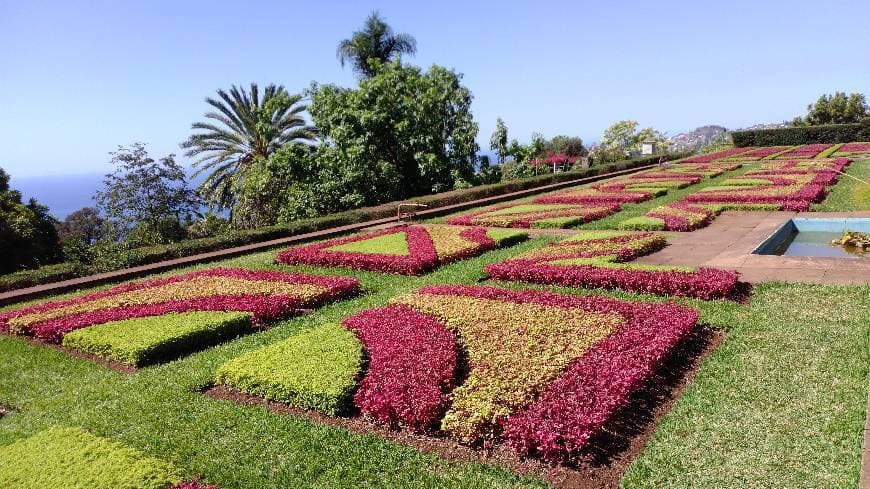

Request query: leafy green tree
[
  {"left": 698, "top": 133, "right": 733, "bottom": 154},
  {"left": 476, "top": 155, "right": 502, "bottom": 184},
  {"left": 308, "top": 60, "right": 478, "bottom": 206},
  {"left": 597, "top": 120, "right": 667, "bottom": 162},
  {"left": 546, "top": 135, "right": 586, "bottom": 157},
  {"left": 95, "top": 143, "right": 198, "bottom": 242},
  {"left": 181, "top": 84, "right": 317, "bottom": 210},
  {"left": 0, "top": 167, "right": 61, "bottom": 273},
  {"left": 490, "top": 118, "right": 508, "bottom": 165},
  {"left": 337, "top": 11, "right": 416, "bottom": 78},
  {"left": 56, "top": 207, "right": 104, "bottom": 244},
  {"left": 793, "top": 92, "right": 869, "bottom": 126}
]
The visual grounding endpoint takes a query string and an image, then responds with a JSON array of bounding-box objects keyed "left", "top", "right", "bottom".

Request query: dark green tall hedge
[{"left": 732, "top": 123, "right": 870, "bottom": 146}]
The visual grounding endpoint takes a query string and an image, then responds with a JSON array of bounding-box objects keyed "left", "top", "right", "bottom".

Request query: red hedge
[{"left": 343, "top": 305, "right": 458, "bottom": 431}]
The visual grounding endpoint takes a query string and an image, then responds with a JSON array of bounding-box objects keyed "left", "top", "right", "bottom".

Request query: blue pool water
[{"left": 753, "top": 218, "right": 870, "bottom": 258}]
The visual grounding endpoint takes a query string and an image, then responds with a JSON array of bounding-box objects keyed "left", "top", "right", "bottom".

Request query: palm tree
[
  {"left": 181, "top": 83, "right": 316, "bottom": 210},
  {"left": 336, "top": 11, "right": 417, "bottom": 77}
]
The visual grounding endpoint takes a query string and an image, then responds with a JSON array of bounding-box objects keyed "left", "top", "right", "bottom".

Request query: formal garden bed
[
  {"left": 0, "top": 148, "right": 867, "bottom": 489},
  {"left": 485, "top": 231, "right": 740, "bottom": 299},
  {"left": 276, "top": 224, "right": 527, "bottom": 274},
  {"left": 211, "top": 284, "right": 701, "bottom": 468},
  {"left": 619, "top": 158, "right": 852, "bottom": 230},
  {"left": 0, "top": 268, "right": 360, "bottom": 367},
  {"left": 0, "top": 426, "right": 217, "bottom": 488}
]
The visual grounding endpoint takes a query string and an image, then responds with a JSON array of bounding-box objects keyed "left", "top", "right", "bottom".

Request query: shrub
[
  {"left": 343, "top": 305, "right": 459, "bottom": 431},
  {"left": 387, "top": 285, "right": 699, "bottom": 460},
  {"left": 485, "top": 232, "right": 739, "bottom": 300},
  {"left": 0, "top": 153, "right": 684, "bottom": 292},
  {"left": 0, "top": 426, "right": 180, "bottom": 489},
  {"left": 391, "top": 287, "right": 622, "bottom": 443},
  {"left": 0, "top": 268, "right": 360, "bottom": 342},
  {"left": 215, "top": 323, "right": 363, "bottom": 415},
  {"left": 618, "top": 216, "right": 665, "bottom": 231},
  {"left": 446, "top": 203, "right": 620, "bottom": 228},
  {"left": 62, "top": 311, "right": 252, "bottom": 366},
  {"left": 276, "top": 224, "right": 527, "bottom": 275},
  {"left": 731, "top": 124, "right": 870, "bottom": 146},
  {"left": 503, "top": 297, "right": 699, "bottom": 463}
]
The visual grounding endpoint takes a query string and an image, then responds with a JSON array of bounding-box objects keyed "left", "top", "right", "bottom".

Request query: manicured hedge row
[
  {"left": 486, "top": 231, "right": 740, "bottom": 300},
  {"left": 62, "top": 311, "right": 252, "bottom": 366},
  {"left": 277, "top": 224, "right": 527, "bottom": 275},
  {"left": 0, "top": 268, "right": 360, "bottom": 343},
  {"left": 732, "top": 123, "right": 870, "bottom": 146},
  {"left": 446, "top": 203, "right": 620, "bottom": 228},
  {"left": 397, "top": 285, "right": 699, "bottom": 460},
  {"left": 0, "top": 154, "right": 686, "bottom": 293},
  {"left": 0, "top": 426, "right": 181, "bottom": 489},
  {"left": 215, "top": 323, "right": 363, "bottom": 415},
  {"left": 392, "top": 288, "right": 620, "bottom": 443},
  {"left": 343, "top": 305, "right": 459, "bottom": 431},
  {"left": 502, "top": 293, "right": 698, "bottom": 463}
]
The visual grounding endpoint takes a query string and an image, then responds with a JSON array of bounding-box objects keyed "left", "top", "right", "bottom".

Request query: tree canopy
[
  {"left": 793, "top": 92, "right": 869, "bottom": 126},
  {"left": 181, "top": 83, "right": 316, "bottom": 210},
  {"left": 596, "top": 120, "right": 667, "bottom": 161},
  {"left": 337, "top": 11, "right": 417, "bottom": 77},
  {"left": 0, "top": 167, "right": 60, "bottom": 273},
  {"left": 95, "top": 143, "right": 198, "bottom": 242}
]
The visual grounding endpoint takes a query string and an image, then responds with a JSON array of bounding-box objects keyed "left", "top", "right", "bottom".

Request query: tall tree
[
  {"left": 793, "top": 92, "right": 869, "bottom": 126},
  {"left": 597, "top": 120, "right": 667, "bottom": 161},
  {"left": 490, "top": 118, "right": 508, "bottom": 165},
  {"left": 546, "top": 135, "right": 586, "bottom": 157},
  {"left": 0, "top": 167, "right": 60, "bottom": 273},
  {"left": 181, "top": 84, "right": 317, "bottom": 210},
  {"left": 95, "top": 143, "right": 198, "bottom": 240},
  {"left": 304, "top": 61, "right": 478, "bottom": 213},
  {"left": 337, "top": 11, "right": 416, "bottom": 77}
]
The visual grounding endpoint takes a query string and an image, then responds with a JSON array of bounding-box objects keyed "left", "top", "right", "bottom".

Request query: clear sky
[{"left": 2, "top": 0, "right": 869, "bottom": 177}]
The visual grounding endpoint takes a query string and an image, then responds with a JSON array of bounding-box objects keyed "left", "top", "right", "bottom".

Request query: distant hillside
[
  {"left": 669, "top": 121, "right": 792, "bottom": 151},
  {"left": 668, "top": 125, "right": 728, "bottom": 152}
]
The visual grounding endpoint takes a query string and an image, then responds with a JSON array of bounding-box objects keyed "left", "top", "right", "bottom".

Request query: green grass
[
  {"left": 485, "top": 228, "right": 528, "bottom": 244},
  {"left": 215, "top": 322, "right": 363, "bottom": 416},
  {"left": 62, "top": 311, "right": 252, "bottom": 367},
  {"left": 483, "top": 203, "right": 573, "bottom": 215},
  {"left": 618, "top": 216, "right": 666, "bottom": 231},
  {"left": 0, "top": 426, "right": 180, "bottom": 489},
  {"left": 325, "top": 231, "right": 410, "bottom": 255},
  {"left": 623, "top": 283, "right": 870, "bottom": 488},
  {"left": 0, "top": 233, "right": 867, "bottom": 488},
  {"left": 813, "top": 159, "right": 870, "bottom": 211}
]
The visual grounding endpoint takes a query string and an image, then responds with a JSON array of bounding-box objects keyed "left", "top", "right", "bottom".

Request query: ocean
[{"left": 13, "top": 173, "right": 105, "bottom": 220}]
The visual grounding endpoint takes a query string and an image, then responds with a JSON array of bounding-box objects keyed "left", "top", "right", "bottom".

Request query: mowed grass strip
[
  {"left": 215, "top": 322, "right": 363, "bottom": 415},
  {"left": 813, "top": 158, "right": 870, "bottom": 211},
  {"left": 61, "top": 311, "right": 252, "bottom": 367},
  {"left": 622, "top": 283, "right": 870, "bottom": 488},
  {"left": 0, "top": 426, "right": 180, "bottom": 489}
]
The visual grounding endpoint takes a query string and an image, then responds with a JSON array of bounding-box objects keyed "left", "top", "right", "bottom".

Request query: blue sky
[{"left": 1, "top": 0, "right": 869, "bottom": 177}]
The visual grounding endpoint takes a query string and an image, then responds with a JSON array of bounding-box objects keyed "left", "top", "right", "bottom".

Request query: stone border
[{"left": 0, "top": 164, "right": 657, "bottom": 306}]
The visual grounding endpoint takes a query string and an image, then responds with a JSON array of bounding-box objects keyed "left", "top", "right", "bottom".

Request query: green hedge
[
  {"left": 62, "top": 311, "right": 252, "bottom": 366},
  {"left": 732, "top": 123, "right": 870, "bottom": 146},
  {"left": 215, "top": 323, "right": 363, "bottom": 415},
  {"left": 618, "top": 216, "right": 666, "bottom": 231},
  {"left": 0, "top": 153, "right": 684, "bottom": 293},
  {"left": 0, "top": 426, "right": 180, "bottom": 489}
]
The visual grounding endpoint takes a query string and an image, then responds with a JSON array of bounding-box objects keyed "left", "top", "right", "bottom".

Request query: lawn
[
  {"left": 813, "top": 158, "right": 870, "bottom": 211},
  {"left": 1, "top": 159, "right": 869, "bottom": 488},
  {"left": 0, "top": 233, "right": 868, "bottom": 487}
]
